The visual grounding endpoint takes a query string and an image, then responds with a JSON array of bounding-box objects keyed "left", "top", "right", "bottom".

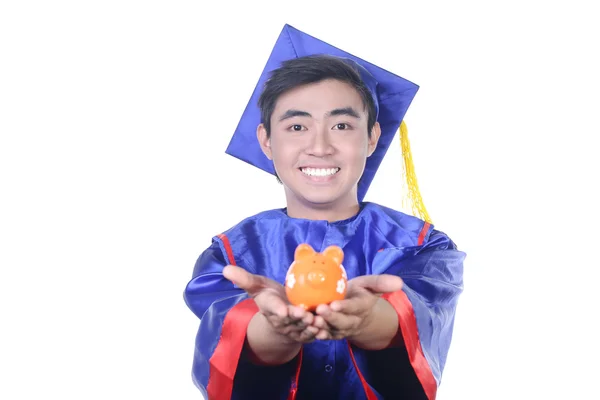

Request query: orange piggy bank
[{"left": 284, "top": 243, "right": 348, "bottom": 311}]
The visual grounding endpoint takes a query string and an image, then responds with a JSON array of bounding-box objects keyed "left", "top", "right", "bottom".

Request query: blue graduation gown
[{"left": 184, "top": 202, "right": 465, "bottom": 399}]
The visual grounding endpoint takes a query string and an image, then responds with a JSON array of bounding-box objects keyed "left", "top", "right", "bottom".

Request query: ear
[
  {"left": 367, "top": 122, "right": 381, "bottom": 157},
  {"left": 323, "top": 245, "right": 344, "bottom": 265},
  {"left": 294, "top": 243, "right": 315, "bottom": 261},
  {"left": 256, "top": 123, "right": 273, "bottom": 160}
]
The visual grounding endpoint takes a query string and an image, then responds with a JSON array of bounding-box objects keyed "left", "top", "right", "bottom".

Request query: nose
[
  {"left": 307, "top": 270, "right": 327, "bottom": 286},
  {"left": 306, "top": 128, "right": 334, "bottom": 156}
]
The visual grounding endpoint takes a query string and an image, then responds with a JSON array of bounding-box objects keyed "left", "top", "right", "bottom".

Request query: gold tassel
[{"left": 399, "top": 120, "right": 432, "bottom": 224}]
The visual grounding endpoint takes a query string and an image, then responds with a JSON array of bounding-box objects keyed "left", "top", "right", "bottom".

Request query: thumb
[
  {"left": 349, "top": 274, "right": 403, "bottom": 295},
  {"left": 223, "top": 265, "right": 278, "bottom": 296}
]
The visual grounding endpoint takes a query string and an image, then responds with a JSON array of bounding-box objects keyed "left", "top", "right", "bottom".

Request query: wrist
[
  {"left": 348, "top": 298, "right": 399, "bottom": 350},
  {"left": 259, "top": 313, "right": 299, "bottom": 345},
  {"left": 245, "top": 312, "right": 301, "bottom": 365}
]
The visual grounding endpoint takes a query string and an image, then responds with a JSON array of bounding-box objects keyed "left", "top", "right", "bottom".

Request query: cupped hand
[
  {"left": 223, "top": 265, "right": 321, "bottom": 343},
  {"left": 311, "top": 274, "right": 403, "bottom": 340}
]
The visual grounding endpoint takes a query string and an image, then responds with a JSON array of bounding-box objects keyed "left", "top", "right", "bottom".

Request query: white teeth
[{"left": 301, "top": 167, "right": 340, "bottom": 177}]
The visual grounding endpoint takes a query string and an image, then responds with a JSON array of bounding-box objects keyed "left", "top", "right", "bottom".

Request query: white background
[{"left": 1, "top": 1, "right": 599, "bottom": 399}]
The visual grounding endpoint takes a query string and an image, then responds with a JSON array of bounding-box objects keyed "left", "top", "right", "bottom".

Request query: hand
[
  {"left": 223, "top": 265, "right": 320, "bottom": 343},
  {"left": 312, "top": 274, "right": 403, "bottom": 341}
]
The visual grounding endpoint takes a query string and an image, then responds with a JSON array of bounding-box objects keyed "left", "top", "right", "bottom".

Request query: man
[{"left": 184, "top": 24, "right": 465, "bottom": 400}]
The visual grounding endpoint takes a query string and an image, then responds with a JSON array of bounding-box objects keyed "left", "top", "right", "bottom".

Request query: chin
[
  {"left": 302, "top": 196, "right": 342, "bottom": 207},
  {"left": 300, "top": 189, "right": 355, "bottom": 207},
  {"left": 282, "top": 177, "right": 357, "bottom": 208}
]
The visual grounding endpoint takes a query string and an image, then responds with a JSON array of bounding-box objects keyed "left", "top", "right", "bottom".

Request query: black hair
[{"left": 258, "top": 55, "right": 377, "bottom": 138}]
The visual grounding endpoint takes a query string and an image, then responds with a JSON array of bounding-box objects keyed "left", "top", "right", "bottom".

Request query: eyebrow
[
  {"left": 278, "top": 109, "right": 311, "bottom": 121},
  {"left": 278, "top": 107, "right": 361, "bottom": 122},
  {"left": 327, "top": 107, "right": 361, "bottom": 119}
]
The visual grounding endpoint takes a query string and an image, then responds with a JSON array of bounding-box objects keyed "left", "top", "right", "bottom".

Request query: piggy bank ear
[
  {"left": 295, "top": 244, "right": 315, "bottom": 261},
  {"left": 323, "top": 245, "right": 344, "bottom": 265}
]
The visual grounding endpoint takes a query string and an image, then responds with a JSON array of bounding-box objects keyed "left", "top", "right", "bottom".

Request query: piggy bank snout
[{"left": 306, "top": 270, "right": 327, "bottom": 285}]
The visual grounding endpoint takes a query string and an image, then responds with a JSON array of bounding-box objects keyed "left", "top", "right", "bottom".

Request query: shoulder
[
  {"left": 199, "top": 208, "right": 287, "bottom": 268},
  {"left": 361, "top": 202, "right": 436, "bottom": 247},
  {"left": 218, "top": 208, "right": 287, "bottom": 242}
]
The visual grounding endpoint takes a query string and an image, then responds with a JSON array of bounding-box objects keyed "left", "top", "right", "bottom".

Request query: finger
[
  {"left": 288, "top": 305, "right": 308, "bottom": 321},
  {"left": 348, "top": 274, "right": 403, "bottom": 295},
  {"left": 269, "top": 306, "right": 313, "bottom": 332},
  {"left": 318, "top": 310, "right": 356, "bottom": 332},
  {"left": 267, "top": 314, "right": 289, "bottom": 329},
  {"left": 315, "top": 304, "right": 331, "bottom": 317},
  {"left": 255, "top": 290, "right": 288, "bottom": 319},
  {"left": 315, "top": 329, "right": 331, "bottom": 340},
  {"left": 284, "top": 317, "right": 309, "bottom": 332},
  {"left": 287, "top": 306, "right": 315, "bottom": 329},
  {"left": 223, "top": 266, "right": 281, "bottom": 296},
  {"left": 329, "top": 296, "right": 370, "bottom": 315},
  {"left": 312, "top": 315, "right": 329, "bottom": 330},
  {"left": 315, "top": 304, "right": 358, "bottom": 331},
  {"left": 290, "top": 320, "right": 307, "bottom": 331},
  {"left": 299, "top": 326, "right": 319, "bottom": 342},
  {"left": 222, "top": 265, "right": 261, "bottom": 292},
  {"left": 301, "top": 310, "right": 314, "bottom": 326}
]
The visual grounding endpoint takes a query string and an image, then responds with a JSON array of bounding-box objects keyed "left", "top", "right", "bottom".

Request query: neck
[{"left": 284, "top": 192, "right": 361, "bottom": 222}]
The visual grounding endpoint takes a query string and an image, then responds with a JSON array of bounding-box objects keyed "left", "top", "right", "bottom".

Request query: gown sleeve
[
  {"left": 183, "top": 236, "right": 299, "bottom": 400},
  {"left": 354, "top": 226, "right": 466, "bottom": 400}
]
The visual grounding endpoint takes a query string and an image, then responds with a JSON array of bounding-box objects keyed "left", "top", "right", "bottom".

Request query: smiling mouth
[{"left": 300, "top": 167, "right": 340, "bottom": 177}]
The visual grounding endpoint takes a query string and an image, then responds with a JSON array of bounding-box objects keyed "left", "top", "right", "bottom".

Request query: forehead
[{"left": 273, "top": 79, "right": 366, "bottom": 114}]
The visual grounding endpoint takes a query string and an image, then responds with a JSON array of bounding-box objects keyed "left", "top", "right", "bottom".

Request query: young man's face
[{"left": 257, "top": 79, "right": 380, "bottom": 211}]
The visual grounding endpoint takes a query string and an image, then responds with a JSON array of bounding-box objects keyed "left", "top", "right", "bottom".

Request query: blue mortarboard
[{"left": 225, "top": 24, "right": 420, "bottom": 204}]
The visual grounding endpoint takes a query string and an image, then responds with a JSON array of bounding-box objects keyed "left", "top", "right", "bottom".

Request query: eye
[
  {"left": 288, "top": 124, "right": 306, "bottom": 132},
  {"left": 333, "top": 123, "right": 350, "bottom": 130}
]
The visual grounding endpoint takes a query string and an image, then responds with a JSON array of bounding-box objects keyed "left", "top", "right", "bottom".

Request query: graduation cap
[{"left": 225, "top": 24, "right": 431, "bottom": 223}]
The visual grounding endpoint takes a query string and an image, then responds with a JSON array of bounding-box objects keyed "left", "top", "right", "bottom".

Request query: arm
[
  {"left": 184, "top": 240, "right": 305, "bottom": 400},
  {"left": 222, "top": 265, "right": 322, "bottom": 365},
  {"left": 364, "top": 229, "right": 465, "bottom": 399},
  {"left": 312, "top": 229, "right": 465, "bottom": 399},
  {"left": 183, "top": 241, "right": 256, "bottom": 399}
]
